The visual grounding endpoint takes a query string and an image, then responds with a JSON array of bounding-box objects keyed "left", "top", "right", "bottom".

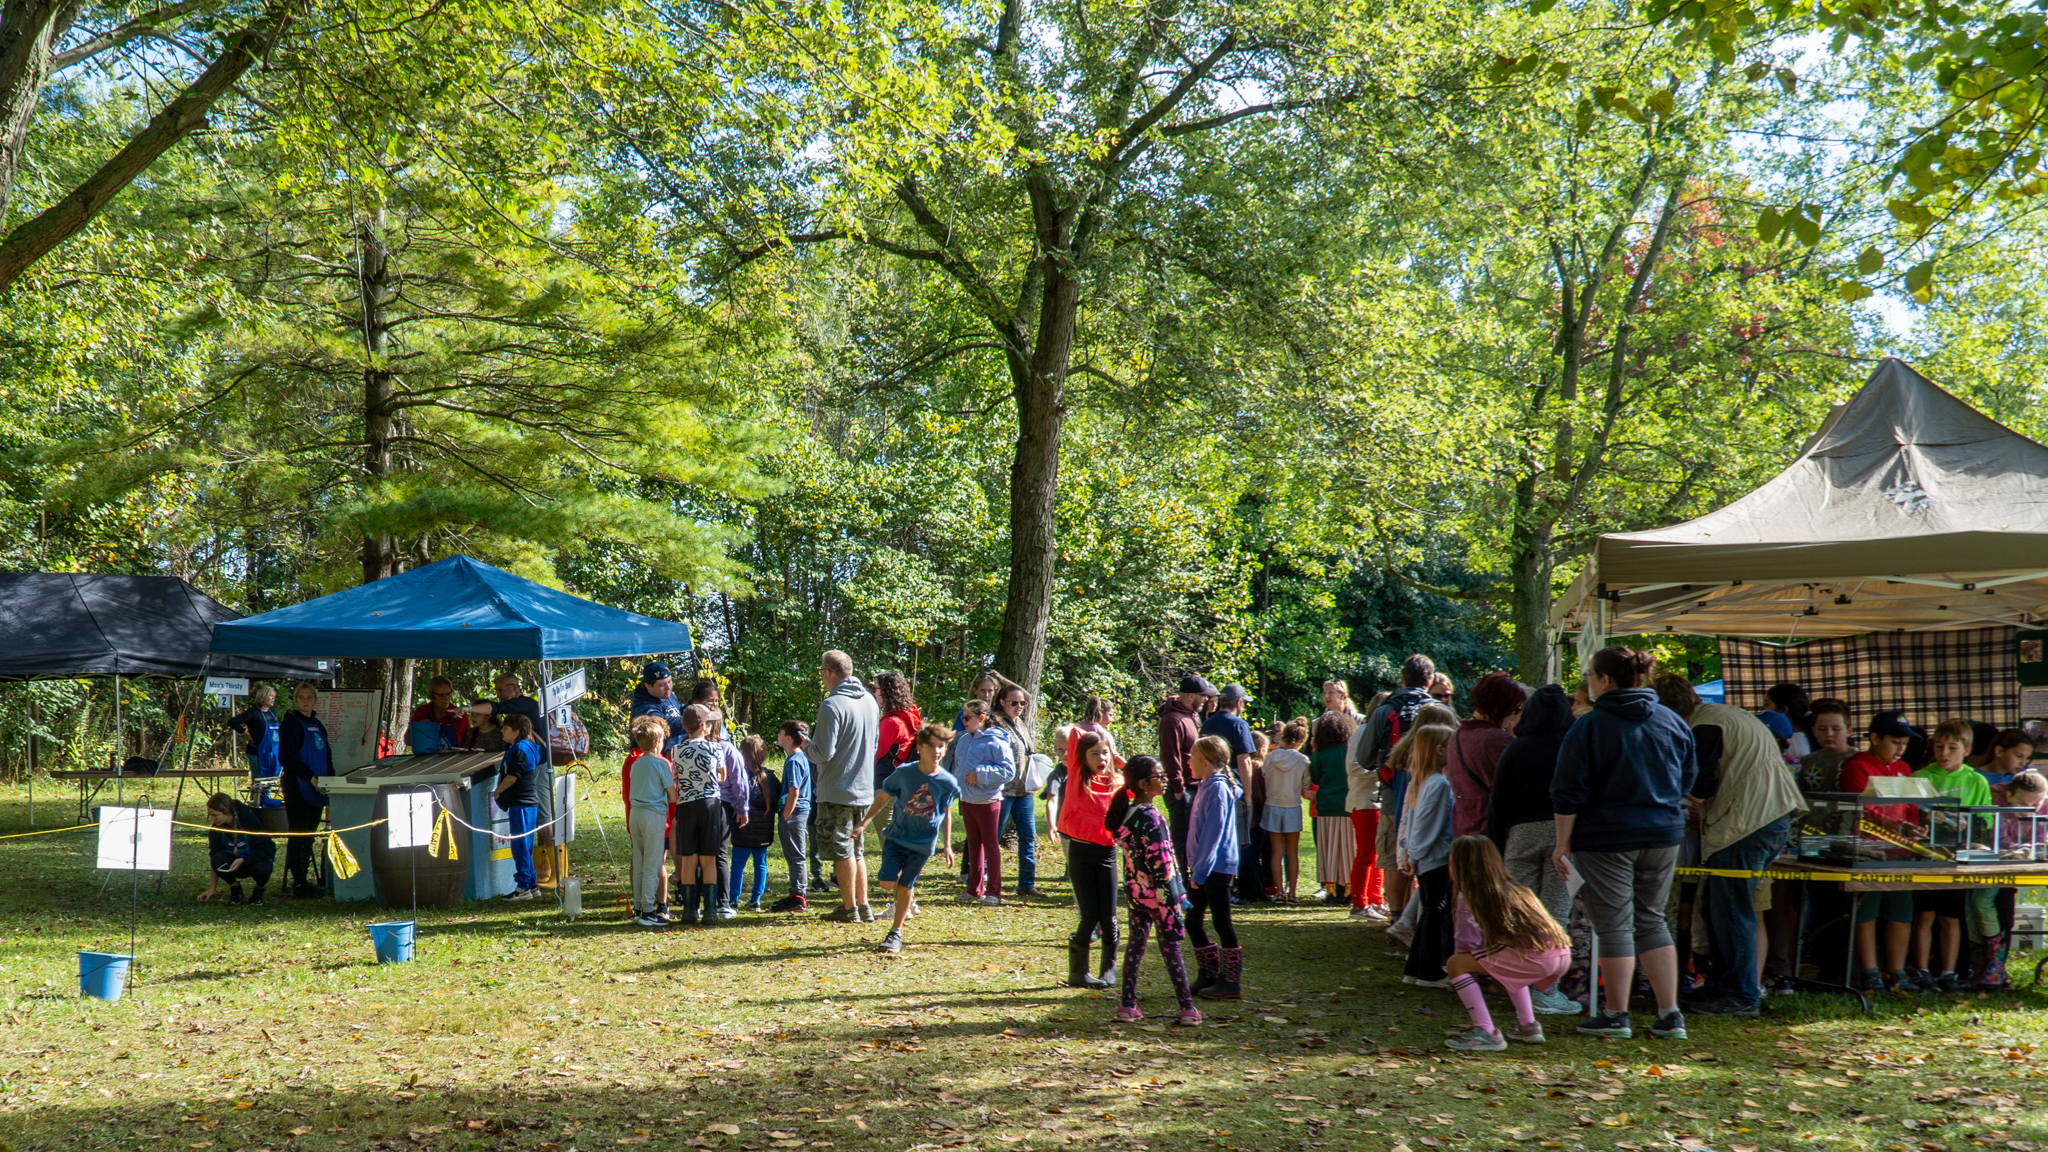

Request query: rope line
[
  {"left": 0, "top": 823, "right": 95, "bottom": 840},
  {"left": 1675, "top": 866, "right": 2048, "bottom": 885}
]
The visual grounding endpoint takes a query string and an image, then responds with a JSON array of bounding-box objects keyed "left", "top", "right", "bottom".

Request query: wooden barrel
[{"left": 369, "top": 783, "right": 467, "bottom": 910}]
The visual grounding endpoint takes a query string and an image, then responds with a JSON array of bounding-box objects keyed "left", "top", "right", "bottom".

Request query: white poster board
[
  {"left": 553, "top": 773, "right": 577, "bottom": 844},
  {"left": 389, "top": 792, "right": 436, "bottom": 849},
  {"left": 98, "top": 807, "right": 172, "bottom": 871},
  {"left": 311, "top": 689, "right": 385, "bottom": 772}
]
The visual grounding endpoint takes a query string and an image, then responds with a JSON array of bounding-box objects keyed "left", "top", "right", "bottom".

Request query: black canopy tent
[{"left": 0, "top": 573, "right": 334, "bottom": 822}]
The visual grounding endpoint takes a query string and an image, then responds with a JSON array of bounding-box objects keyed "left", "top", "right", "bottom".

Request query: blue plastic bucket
[
  {"left": 79, "top": 952, "right": 133, "bottom": 1001},
  {"left": 366, "top": 920, "right": 415, "bottom": 963}
]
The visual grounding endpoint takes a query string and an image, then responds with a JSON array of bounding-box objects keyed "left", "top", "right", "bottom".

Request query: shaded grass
[{"left": 1, "top": 779, "right": 2046, "bottom": 1152}]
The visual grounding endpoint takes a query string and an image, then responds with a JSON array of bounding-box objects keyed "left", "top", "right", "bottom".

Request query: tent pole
[
  {"left": 25, "top": 687, "right": 33, "bottom": 828},
  {"left": 114, "top": 671, "right": 122, "bottom": 807},
  {"left": 170, "top": 655, "right": 211, "bottom": 822},
  {"left": 540, "top": 657, "right": 561, "bottom": 909}
]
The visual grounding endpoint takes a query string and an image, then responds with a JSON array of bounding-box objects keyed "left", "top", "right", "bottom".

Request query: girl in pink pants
[{"left": 1444, "top": 835, "right": 1571, "bottom": 1051}]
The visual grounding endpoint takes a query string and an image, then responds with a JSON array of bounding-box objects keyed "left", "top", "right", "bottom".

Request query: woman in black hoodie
[
  {"left": 1487, "top": 684, "right": 1576, "bottom": 922},
  {"left": 1485, "top": 684, "right": 1580, "bottom": 1016}
]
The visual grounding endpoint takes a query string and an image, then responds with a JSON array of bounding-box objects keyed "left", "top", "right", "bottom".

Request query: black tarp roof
[{"left": 0, "top": 573, "right": 336, "bottom": 680}]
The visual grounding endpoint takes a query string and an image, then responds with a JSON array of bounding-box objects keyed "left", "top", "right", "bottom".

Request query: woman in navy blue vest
[
  {"left": 229, "top": 686, "right": 284, "bottom": 808},
  {"left": 278, "top": 684, "right": 333, "bottom": 897}
]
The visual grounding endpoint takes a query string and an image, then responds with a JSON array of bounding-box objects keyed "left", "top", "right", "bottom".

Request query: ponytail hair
[
  {"left": 1588, "top": 645, "right": 1656, "bottom": 690},
  {"left": 1105, "top": 755, "right": 1163, "bottom": 836}
]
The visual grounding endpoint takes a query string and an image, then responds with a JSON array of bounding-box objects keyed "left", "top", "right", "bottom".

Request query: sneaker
[
  {"left": 1445, "top": 1026, "right": 1507, "bottom": 1052},
  {"left": 979, "top": 895, "right": 1003, "bottom": 906},
  {"left": 856, "top": 904, "right": 875, "bottom": 923},
  {"left": 506, "top": 887, "right": 538, "bottom": 902},
  {"left": 1507, "top": 1021, "right": 1546, "bottom": 1044},
  {"left": 1914, "top": 967, "right": 1937, "bottom": 990},
  {"left": 1768, "top": 977, "right": 1798, "bottom": 997},
  {"left": 1892, "top": 968, "right": 1927, "bottom": 993},
  {"left": 248, "top": 893, "right": 265, "bottom": 906},
  {"left": 713, "top": 904, "right": 738, "bottom": 921},
  {"left": 634, "top": 913, "right": 664, "bottom": 928},
  {"left": 1531, "top": 986, "right": 1580, "bottom": 1016},
  {"left": 769, "top": 895, "right": 807, "bottom": 913},
  {"left": 1386, "top": 922, "right": 1416, "bottom": 948},
  {"left": 744, "top": 899, "right": 763, "bottom": 913},
  {"left": 1650, "top": 1009, "right": 1688, "bottom": 1041},
  {"left": 1857, "top": 967, "right": 1887, "bottom": 993},
  {"left": 227, "top": 887, "right": 245, "bottom": 905},
  {"left": 955, "top": 892, "right": 982, "bottom": 904},
  {"left": 1933, "top": 970, "right": 1960, "bottom": 994},
  {"left": 877, "top": 930, "right": 903, "bottom": 954},
  {"left": 291, "top": 883, "right": 323, "bottom": 899},
  {"left": 1347, "top": 907, "right": 1377, "bottom": 920},
  {"left": 1684, "top": 996, "right": 1759, "bottom": 1018},
  {"left": 1016, "top": 887, "right": 1046, "bottom": 899},
  {"left": 1409, "top": 976, "right": 1450, "bottom": 990},
  {"left": 1365, "top": 904, "right": 1390, "bottom": 919},
  {"left": 822, "top": 905, "right": 859, "bottom": 923},
  {"left": 1178, "top": 1007, "right": 1204, "bottom": 1026},
  {"left": 1576, "top": 1010, "right": 1633, "bottom": 1039},
  {"left": 1114, "top": 1005, "right": 1143, "bottom": 1022}
]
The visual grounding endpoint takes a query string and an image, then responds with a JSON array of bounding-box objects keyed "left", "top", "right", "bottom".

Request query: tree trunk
[
  {"left": 359, "top": 212, "right": 395, "bottom": 587},
  {"left": 992, "top": 279, "right": 1073, "bottom": 704}
]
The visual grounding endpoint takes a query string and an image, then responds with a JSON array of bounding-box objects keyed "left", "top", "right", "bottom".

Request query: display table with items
[
  {"left": 1780, "top": 791, "right": 2048, "bottom": 992},
  {"left": 315, "top": 751, "right": 514, "bottom": 908},
  {"left": 48, "top": 766, "right": 248, "bottom": 821}
]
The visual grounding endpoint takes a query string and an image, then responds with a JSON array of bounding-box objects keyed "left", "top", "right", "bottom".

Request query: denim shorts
[{"left": 878, "top": 839, "right": 932, "bottom": 888}]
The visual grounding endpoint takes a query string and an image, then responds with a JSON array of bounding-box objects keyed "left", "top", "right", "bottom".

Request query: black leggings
[
  {"left": 282, "top": 790, "right": 323, "bottom": 886},
  {"left": 1405, "top": 865, "right": 1454, "bottom": 980},
  {"left": 1186, "top": 872, "right": 1238, "bottom": 949},
  {"left": 1068, "top": 840, "right": 1117, "bottom": 946}
]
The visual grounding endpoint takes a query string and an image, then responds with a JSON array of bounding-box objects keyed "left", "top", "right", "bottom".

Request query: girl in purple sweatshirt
[{"left": 1186, "top": 735, "right": 1243, "bottom": 1000}]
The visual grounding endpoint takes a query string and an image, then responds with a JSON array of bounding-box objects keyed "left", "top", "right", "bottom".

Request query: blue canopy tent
[
  {"left": 207, "top": 554, "right": 693, "bottom": 660},
  {"left": 209, "top": 555, "right": 691, "bottom": 906}
]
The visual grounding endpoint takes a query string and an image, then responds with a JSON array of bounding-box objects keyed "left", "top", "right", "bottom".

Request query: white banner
[
  {"left": 98, "top": 807, "right": 172, "bottom": 872},
  {"left": 203, "top": 676, "right": 250, "bottom": 697},
  {"left": 542, "top": 667, "right": 587, "bottom": 712},
  {"left": 388, "top": 792, "right": 436, "bottom": 849}
]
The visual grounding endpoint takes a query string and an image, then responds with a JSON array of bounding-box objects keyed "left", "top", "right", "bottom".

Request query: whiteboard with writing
[{"left": 312, "top": 689, "right": 385, "bottom": 773}]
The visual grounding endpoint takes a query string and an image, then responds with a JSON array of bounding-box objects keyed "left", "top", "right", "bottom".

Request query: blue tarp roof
[{"left": 209, "top": 556, "right": 693, "bottom": 661}]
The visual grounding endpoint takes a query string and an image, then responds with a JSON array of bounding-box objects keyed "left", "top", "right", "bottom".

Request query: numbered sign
[
  {"left": 98, "top": 808, "right": 172, "bottom": 872},
  {"left": 388, "top": 792, "right": 436, "bottom": 850}
]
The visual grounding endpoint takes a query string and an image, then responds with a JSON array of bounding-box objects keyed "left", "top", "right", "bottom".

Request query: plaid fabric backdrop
[{"left": 1718, "top": 627, "right": 2017, "bottom": 728}]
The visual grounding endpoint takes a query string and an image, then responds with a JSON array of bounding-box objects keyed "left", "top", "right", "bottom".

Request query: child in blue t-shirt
[
  {"left": 858, "top": 722, "right": 960, "bottom": 954},
  {"left": 773, "top": 721, "right": 816, "bottom": 912}
]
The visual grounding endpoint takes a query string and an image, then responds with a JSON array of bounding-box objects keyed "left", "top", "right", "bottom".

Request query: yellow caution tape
[
  {"left": 325, "top": 832, "right": 361, "bottom": 880},
  {"left": 1675, "top": 866, "right": 2048, "bottom": 884},
  {"left": 432, "top": 809, "right": 460, "bottom": 861},
  {"left": 0, "top": 823, "right": 96, "bottom": 840}
]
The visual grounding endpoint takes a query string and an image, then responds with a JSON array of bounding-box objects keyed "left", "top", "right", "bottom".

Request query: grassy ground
[{"left": 2, "top": 776, "right": 2046, "bottom": 1152}]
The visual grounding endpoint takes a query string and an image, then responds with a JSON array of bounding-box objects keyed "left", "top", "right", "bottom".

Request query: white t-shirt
[{"left": 1261, "top": 748, "right": 1312, "bottom": 808}]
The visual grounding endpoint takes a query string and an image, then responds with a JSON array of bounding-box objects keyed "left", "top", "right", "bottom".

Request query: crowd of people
[{"left": 202, "top": 646, "right": 2048, "bottom": 1046}]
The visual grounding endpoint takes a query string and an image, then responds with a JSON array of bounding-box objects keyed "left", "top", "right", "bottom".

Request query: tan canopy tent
[{"left": 1553, "top": 358, "right": 2048, "bottom": 646}]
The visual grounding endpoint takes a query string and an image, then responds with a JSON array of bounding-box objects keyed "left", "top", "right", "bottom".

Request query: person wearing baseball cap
[
  {"left": 1158, "top": 675, "right": 1219, "bottom": 874},
  {"left": 1837, "top": 709, "right": 1922, "bottom": 994},
  {"left": 1202, "top": 684, "right": 1265, "bottom": 903}
]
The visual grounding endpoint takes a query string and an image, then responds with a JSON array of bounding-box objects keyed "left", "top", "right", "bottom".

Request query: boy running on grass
[{"left": 858, "top": 722, "right": 959, "bottom": 954}]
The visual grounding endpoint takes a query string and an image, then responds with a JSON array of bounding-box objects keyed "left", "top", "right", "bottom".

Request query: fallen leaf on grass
[
  {"left": 1731, "top": 1145, "right": 1758, "bottom": 1152},
  {"left": 1687, "top": 1051, "right": 1717, "bottom": 1061},
  {"left": 1787, "top": 1103, "right": 1816, "bottom": 1114},
  {"left": 704, "top": 1123, "right": 742, "bottom": 1136},
  {"left": 288, "top": 1127, "right": 312, "bottom": 1137}
]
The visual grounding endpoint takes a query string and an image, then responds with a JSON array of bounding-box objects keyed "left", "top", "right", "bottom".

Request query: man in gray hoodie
[{"left": 813, "top": 650, "right": 881, "bottom": 922}]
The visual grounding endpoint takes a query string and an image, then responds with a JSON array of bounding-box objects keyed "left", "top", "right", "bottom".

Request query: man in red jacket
[{"left": 1156, "top": 675, "right": 1216, "bottom": 879}]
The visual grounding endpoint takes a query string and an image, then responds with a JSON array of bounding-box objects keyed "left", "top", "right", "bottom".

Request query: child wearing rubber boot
[{"left": 1185, "top": 735, "right": 1244, "bottom": 1000}]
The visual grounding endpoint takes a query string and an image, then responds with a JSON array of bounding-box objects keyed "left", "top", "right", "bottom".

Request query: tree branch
[
  {"left": 0, "top": 0, "right": 293, "bottom": 292},
  {"left": 52, "top": 0, "right": 209, "bottom": 71}
]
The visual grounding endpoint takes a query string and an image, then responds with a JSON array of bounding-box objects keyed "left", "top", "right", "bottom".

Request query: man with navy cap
[
  {"left": 630, "top": 661, "right": 687, "bottom": 755},
  {"left": 1158, "top": 674, "right": 1217, "bottom": 877}
]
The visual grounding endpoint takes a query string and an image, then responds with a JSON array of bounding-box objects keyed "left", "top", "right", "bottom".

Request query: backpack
[{"left": 1376, "top": 692, "right": 1430, "bottom": 784}]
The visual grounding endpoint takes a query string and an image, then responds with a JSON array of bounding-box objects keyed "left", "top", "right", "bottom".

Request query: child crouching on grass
[
  {"left": 1443, "top": 835, "right": 1571, "bottom": 1051},
  {"left": 858, "top": 723, "right": 959, "bottom": 954},
  {"left": 1109, "top": 756, "right": 1200, "bottom": 1025}
]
